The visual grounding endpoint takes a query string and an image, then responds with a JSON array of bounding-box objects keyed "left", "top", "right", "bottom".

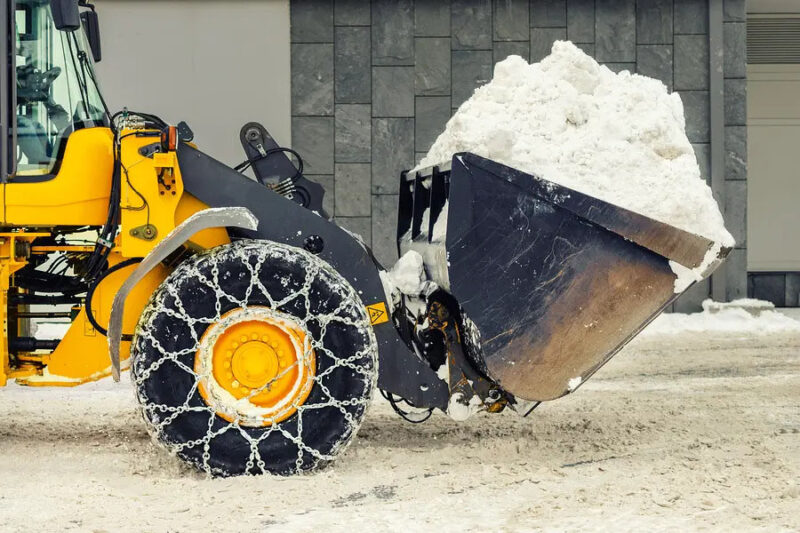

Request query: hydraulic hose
[{"left": 85, "top": 257, "right": 142, "bottom": 337}]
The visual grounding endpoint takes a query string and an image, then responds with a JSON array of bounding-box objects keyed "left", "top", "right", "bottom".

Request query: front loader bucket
[{"left": 398, "top": 153, "right": 730, "bottom": 402}]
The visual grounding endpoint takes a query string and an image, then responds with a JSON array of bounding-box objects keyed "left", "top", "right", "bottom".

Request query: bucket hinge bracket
[{"left": 426, "top": 301, "right": 505, "bottom": 419}]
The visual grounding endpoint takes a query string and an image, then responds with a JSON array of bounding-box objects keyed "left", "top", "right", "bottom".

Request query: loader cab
[{"left": 4, "top": 0, "right": 106, "bottom": 182}]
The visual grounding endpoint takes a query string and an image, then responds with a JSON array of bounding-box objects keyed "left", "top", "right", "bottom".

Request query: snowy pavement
[{"left": 0, "top": 323, "right": 798, "bottom": 531}]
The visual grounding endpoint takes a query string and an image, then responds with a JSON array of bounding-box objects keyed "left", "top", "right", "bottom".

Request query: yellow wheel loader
[{"left": 0, "top": 0, "right": 729, "bottom": 476}]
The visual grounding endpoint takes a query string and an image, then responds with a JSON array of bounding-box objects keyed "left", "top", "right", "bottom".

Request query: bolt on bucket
[{"left": 398, "top": 153, "right": 731, "bottom": 402}]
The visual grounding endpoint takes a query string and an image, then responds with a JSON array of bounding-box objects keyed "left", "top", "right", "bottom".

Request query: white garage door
[
  {"left": 94, "top": 0, "right": 290, "bottom": 167},
  {"left": 748, "top": 58, "right": 800, "bottom": 271}
]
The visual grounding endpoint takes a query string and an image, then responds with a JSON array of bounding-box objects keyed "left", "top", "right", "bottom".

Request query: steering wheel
[{"left": 16, "top": 65, "right": 62, "bottom": 104}]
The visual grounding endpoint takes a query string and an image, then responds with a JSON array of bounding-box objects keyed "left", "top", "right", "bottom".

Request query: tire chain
[{"left": 131, "top": 241, "right": 378, "bottom": 476}]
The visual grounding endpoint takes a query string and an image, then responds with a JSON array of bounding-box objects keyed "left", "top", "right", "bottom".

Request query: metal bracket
[
  {"left": 427, "top": 301, "right": 504, "bottom": 417},
  {"left": 107, "top": 207, "right": 259, "bottom": 381},
  {"left": 138, "top": 142, "right": 160, "bottom": 158},
  {"left": 129, "top": 224, "right": 158, "bottom": 241}
]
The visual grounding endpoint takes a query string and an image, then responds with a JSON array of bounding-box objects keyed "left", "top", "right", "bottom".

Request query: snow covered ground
[{"left": 1, "top": 311, "right": 799, "bottom": 532}]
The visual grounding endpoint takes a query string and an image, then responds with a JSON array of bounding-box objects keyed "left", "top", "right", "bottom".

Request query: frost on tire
[{"left": 130, "top": 240, "right": 378, "bottom": 477}]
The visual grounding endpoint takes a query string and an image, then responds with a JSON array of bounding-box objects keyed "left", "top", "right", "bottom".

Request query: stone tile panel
[
  {"left": 372, "top": 0, "right": 415, "bottom": 65},
  {"left": 291, "top": 44, "right": 334, "bottom": 116},
  {"left": 335, "top": 104, "right": 371, "bottom": 162},
  {"left": 335, "top": 27, "right": 371, "bottom": 104}
]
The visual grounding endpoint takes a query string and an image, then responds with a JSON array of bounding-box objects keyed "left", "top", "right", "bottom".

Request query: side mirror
[
  {"left": 81, "top": 10, "right": 101, "bottom": 62},
  {"left": 50, "top": 0, "right": 80, "bottom": 31}
]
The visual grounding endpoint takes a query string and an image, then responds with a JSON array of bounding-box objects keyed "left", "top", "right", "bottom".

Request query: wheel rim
[{"left": 195, "top": 306, "right": 316, "bottom": 427}]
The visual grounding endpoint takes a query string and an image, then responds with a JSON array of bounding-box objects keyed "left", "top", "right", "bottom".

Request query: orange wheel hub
[{"left": 195, "top": 307, "right": 316, "bottom": 426}]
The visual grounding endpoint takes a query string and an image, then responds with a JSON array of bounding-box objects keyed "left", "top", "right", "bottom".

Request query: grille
[{"left": 748, "top": 16, "right": 800, "bottom": 64}]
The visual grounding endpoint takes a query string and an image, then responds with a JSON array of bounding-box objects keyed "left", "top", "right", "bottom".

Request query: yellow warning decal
[{"left": 366, "top": 302, "right": 389, "bottom": 326}]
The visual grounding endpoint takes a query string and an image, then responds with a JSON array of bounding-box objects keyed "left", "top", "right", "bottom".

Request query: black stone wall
[{"left": 290, "top": 0, "right": 748, "bottom": 310}]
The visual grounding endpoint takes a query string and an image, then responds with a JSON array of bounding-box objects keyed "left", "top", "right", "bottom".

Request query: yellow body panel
[
  {"left": 1, "top": 126, "right": 231, "bottom": 387},
  {"left": 119, "top": 133, "right": 185, "bottom": 258},
  {"left": 3, "top": 128, "right": 114, "bottom": 226}
]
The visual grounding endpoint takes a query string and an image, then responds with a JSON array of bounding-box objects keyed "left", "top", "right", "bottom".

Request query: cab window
[{"left": 14, "top": 0, "right": 106, "bottom": 177}]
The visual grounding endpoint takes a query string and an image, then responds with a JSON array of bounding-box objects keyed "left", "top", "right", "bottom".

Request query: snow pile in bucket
[
  {"left": 642, "top": 299, "right": 800, "bottom": 336},
  {"left": 415, "top": 41, "right": 734, "bottom": 289}
]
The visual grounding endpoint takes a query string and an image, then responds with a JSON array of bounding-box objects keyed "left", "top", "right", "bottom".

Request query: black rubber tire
[{"left": 130, "top": 240, "right": 378, "bottom": 477}]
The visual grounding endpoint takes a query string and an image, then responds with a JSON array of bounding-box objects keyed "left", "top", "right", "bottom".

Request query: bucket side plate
[{"left": 445, "top": 156, "right": 682, "bottom": 401}]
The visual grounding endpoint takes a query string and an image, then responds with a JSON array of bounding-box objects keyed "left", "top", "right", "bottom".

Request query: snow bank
[
  {"left": 416, "top": 40, "right": 734, "bottom": 252},
  {"left": 642, "top": 299, "right": 800, "bottom": 336}
]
